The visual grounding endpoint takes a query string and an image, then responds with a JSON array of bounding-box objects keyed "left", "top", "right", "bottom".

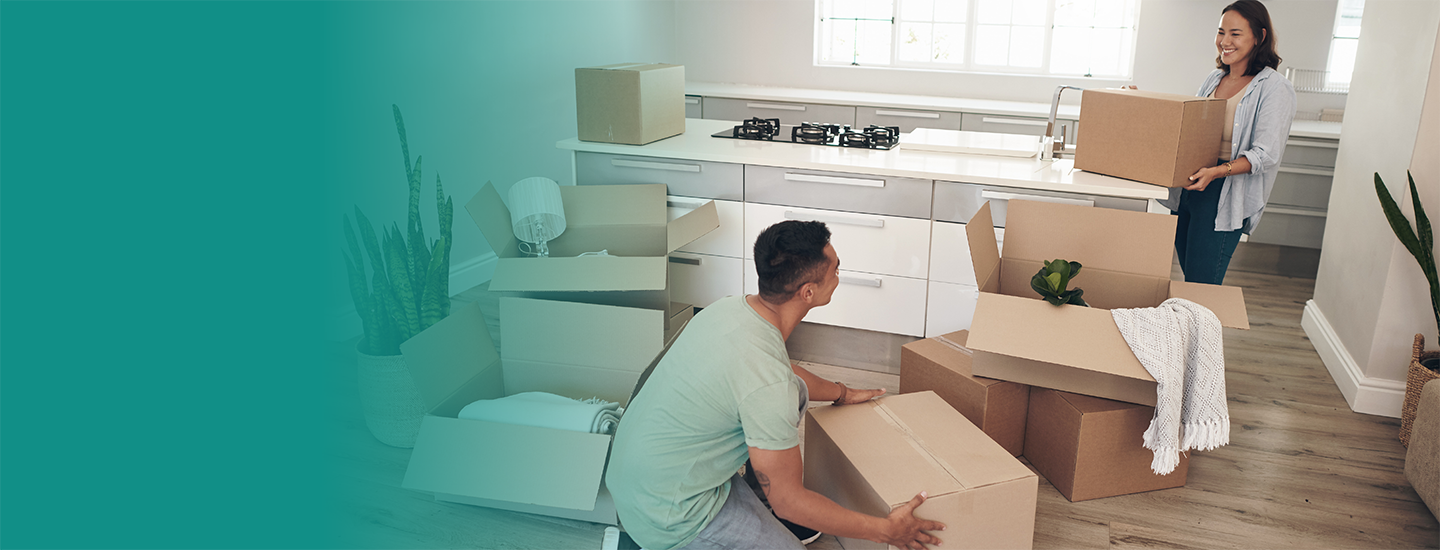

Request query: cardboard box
[
  {"left": 1074, "top": 88, "right": 1226, "bottom": 188},
  {"left": 398, "top": 297, "right": 671, "bottom": 524},
  {"left": 466, "top": 182, "right": 717, "bottom": 313},
  {"left": 1024, "top": 387, "right": 1189, "bottom": 502},
  {"left": 964, "top": 200, "right": 1249, "bottom": 406},
  {"left": 576, "top": 63, "right": 685, "bottom": 145},
  {"left": 900, "top": 330, "right": 1029, "bottom": 456},
  {"left": 804, "top": 391, "right": 1038, "bottom": 550}
]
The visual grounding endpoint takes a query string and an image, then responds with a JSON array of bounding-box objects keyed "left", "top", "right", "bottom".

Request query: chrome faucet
[{"left": 1041, "top": 85, "right": 1083, "bottom": 161}]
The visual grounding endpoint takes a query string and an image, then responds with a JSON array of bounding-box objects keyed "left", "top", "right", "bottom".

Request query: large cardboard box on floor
[
  {"left": 467, "top": 182, "right": 717, "bottom": 314},
  {"left": 1024, "top": 387, "right": 1189, "bottom": 502},
  {"left": 964, "top": 200, "right": 1249, "bottom": 406},
  {"left": 397, "top": 296, "right": 690, "bottom": 524},
  {"left": 804, "top": 391, "right": 1038, "bottom": 550},
  {"left": 1074, "top": 88, "right": 1226, "bottom": 188},
  {"left": 576, "top": 63, "right": 685, "bottom": 145},
  {"left": 900, "top": 330, "right": 1029, "bottom": 456}
]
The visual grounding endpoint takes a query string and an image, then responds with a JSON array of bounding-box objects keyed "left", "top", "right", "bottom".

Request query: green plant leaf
[
  {"left": 419, "top": 237, "right": 447, "bottom": 331},
  {"left": 1377, "top": 171, "right": 1440, "bottom": 336},
  {"left": 1045, "top": 272, "right": 1063, "bottom": 293},
  {"left": 385, "top": 224, "right": 421, "bottom": 339},
  {"left": 438, "top": 175, "right": 453, "bottom": 317},
  {"left": 394, "top": 104, "right": 411, "bottom": 184}
]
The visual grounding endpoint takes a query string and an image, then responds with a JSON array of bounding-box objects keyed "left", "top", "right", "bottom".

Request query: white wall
[
  {"left": 1304, "top": 0, "right": 1440, "bottom": 417},
  {"left": 675, "top": 0, "right": 1344, "bottom": 112}
]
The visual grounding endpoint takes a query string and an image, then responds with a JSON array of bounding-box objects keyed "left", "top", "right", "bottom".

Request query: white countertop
[{"left": 558, "top": 118, "right": 1172, "bottom": 200}]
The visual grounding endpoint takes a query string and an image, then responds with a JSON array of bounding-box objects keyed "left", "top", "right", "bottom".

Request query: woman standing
[{"left": 1160, "top": 0, "right": 1296, "bottom": 285}]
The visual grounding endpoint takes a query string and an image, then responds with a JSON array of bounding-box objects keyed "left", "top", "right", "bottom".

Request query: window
[
  {"left": 1325, "top": 0, "right": 1363, "bottom": 88},
  {"left": 816, "top": 0, "right": 1141, "bottom": 78}
]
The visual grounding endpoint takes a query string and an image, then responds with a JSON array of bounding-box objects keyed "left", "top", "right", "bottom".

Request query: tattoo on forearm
[{"left": 755, "top": 469, "right": 772, "bottom": 497}]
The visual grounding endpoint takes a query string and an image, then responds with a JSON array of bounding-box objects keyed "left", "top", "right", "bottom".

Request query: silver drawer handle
[
  {"left": 611, "top": 159, "right": 702, "bottom": 173},
  {"left": 1264, "top": 206, "right": 1327, "bottom": 218},
  {"left": 668, "top": 256, "right": 702, "bottom": 266},
  {"left": 784, "top": 210, "right": 885, "bottom": 228},
  {"left": 980, "top": 190, "right": 1095, "bottom": 208},
  {"left": 840, "top": 275, "right": 882, "bottom": 288},
  {"left": 783, "top": 172, "right": 885, "bottom": 188},
  {"left": 666, "top": 197, "right": 710, "bottom": 209},
  {"left": 1285, "top": 138, "right": 1339, "bottom": 149},
  {"left": 747, "top": 102, "right": 807, "bottom": 111},
  {"left": 1277, "top": 166, "right": 1334, "bottom": 177},
  {"left": 981, "top": 117, "right": 1048, "bottom": 127},
  {"left": 875, "top": 109, "right": 941, "bottom": 119},
  {"left": 685, "top": 97, "right": 700, "bottom": 105}
]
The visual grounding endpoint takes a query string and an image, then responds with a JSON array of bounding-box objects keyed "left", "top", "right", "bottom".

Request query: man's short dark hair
[{"left": 753, "top": 220, "right": 831, "bottom": 302}]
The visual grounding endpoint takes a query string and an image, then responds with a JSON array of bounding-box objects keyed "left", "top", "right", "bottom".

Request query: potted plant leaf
[
  {"left": 1031, "top": 259, "right": 1088, "bottom": 307},
  {"left": 1376, "top": 171, "right": 1438, "bottom": 447},
  {"left": 341, "top": 105, "right": 454, "bottom": 447}
]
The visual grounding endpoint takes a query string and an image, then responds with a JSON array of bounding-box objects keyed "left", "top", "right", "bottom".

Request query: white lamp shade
[{"left": 509, "top": 177, "right": 567, "bottom": 244}]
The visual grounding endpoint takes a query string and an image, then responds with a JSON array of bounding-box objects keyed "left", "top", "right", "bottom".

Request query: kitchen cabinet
[
  {"left": 960, "top": 113, "right": 1080, "bottom": 145},
  {"left": 744, "top": 262, "right": 929, "bottom": 337},
  {"left": 855, "top": 106, "right": 962, "bottom": 133},
  {"left": 1247, "top": 136, "right": 1338, "bottom": 249},
  {"left": 701, "top": 97, "right": 856, "bottom": 127},
  {"left": 685, "top": 95, "right": 702, "bottom": 119}
]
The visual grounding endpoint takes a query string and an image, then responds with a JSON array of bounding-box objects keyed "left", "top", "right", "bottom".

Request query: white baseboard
[
  {"left": 330, "top": 252, "right": 498, "bottom": 342},
  {"left": 1301, "top": 300, "right": 1406, "bottom": 418}
]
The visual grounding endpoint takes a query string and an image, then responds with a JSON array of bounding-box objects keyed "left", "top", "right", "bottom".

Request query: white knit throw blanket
[{"left": 1110, "top": 297, "right": 1230, "bottom": 475}]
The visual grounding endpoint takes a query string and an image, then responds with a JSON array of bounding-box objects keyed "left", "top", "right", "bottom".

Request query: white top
[{"left": 558, "top": 118, "right": 1171, "bottom": 200}]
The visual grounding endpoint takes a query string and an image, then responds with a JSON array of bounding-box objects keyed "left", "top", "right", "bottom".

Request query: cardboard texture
[
  {"left": 398, "top": 297, "right": 667, "bottom": 524},
  {"left": 1024, "top": 387, "right": 1189, "bottom": 502},
  {"left": 465, "top": 182, "right": 717, "bottom": 312},
  {"left": 965, "top": 200, "right": 1249, "bottom": 406},
  {"left": 576, "top": 63, "right": 685, "bottom": 145},
  {"left": 1074, "top": 88, "right": 1226, "bottom": 188},
  {"left": 899, "top": 330, "right": 1029, "bottom": 456},
  {"left": 805, "top": 391, "right": 1038, "bottom": 550}
]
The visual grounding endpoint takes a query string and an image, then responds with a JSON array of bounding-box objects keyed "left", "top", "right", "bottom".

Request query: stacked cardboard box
[{"left": 899, "top": 330, "right": 1028, "bottom": 456}]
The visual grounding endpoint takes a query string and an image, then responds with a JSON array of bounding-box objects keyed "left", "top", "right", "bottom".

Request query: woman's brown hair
[{"left": 1216, "top": 0, "right": 1282, "bottom": 76}]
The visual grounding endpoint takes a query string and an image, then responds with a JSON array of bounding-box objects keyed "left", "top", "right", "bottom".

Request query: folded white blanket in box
[{"left": 458, "top": 392, "right": 623, "bottom": 435}]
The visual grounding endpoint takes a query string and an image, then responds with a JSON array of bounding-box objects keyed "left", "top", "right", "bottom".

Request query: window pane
[
  {"left": 934, "top": 23, "right": 966, "bottom": 61},
  {"left": 855, "top": 20, "right": 894, "bottom": 65},
  {"left": 902, "top": 0, "right": 934, "bottom": 21},
  {"left": 975, "top": 25, "right": 1010, "bottom": 65},
  {"left": 899, "top": 22, "right": 933, "bottom": 62},
  {"left": 1094, "top": 0, "right": 1124, "bottom": 27},
  {"left": 1009, "top": 26, "right": 1044, "bottom": 67},
  {"left": 935, "top": 0, "right": 967, "bottom": 22},
  {"left": 977, "top": 0, "right": 1012, "bottom": 24},
  {"left": 1328, "top": 38, "right": 1358, "bottom": 84},
  {"left": 860, "top": 0, "right": 896, "bottom": 19},
  {"left": 830, "top": 0, "right": 867, "bottom": 18},
  {"left": 1049, "top": 27, "right": 1089, "bottom": 74},
  {"left": 1012, "top": 0, "right": 1046, "bottom": 26},
  {"left": 1054, "top": 0, "right": 1094, "bottom": 27},
  {"left": 1090, "top": 28, "right": 1122, "bottom": 75}
]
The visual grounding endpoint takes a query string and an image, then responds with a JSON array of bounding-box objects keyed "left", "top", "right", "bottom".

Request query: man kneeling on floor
[{"left": 608, "top": 220, "right": 946, "bottom": 550}]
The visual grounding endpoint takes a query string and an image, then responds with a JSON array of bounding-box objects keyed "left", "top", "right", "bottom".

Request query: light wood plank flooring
[{"left": 333, "top": 268, "right": 1439, "bottom": 549}]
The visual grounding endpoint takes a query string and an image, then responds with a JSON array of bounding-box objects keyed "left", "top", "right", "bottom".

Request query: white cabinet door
[
  {"left": 926, "top": 281, "right": 980, "bottom": 337},
  {"left": 929, "top": 222, "right": 1004, "bottom": 286},
  {"left": 744, "top": 263, "right": 927, "bottom": 337},
  {"left": 669, "top": 252, "right": 743, "bottom": 308},
  {"left": 670, "top": 196, "right": 744, "bottom": 258},
  {"left": 744, "top": 203, "right": 931, "bottom": 279}
]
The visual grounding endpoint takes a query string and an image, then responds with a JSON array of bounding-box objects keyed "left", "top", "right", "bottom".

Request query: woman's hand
[{"left": 1186, "top": 165, "right": 1223, "bottom": 191}]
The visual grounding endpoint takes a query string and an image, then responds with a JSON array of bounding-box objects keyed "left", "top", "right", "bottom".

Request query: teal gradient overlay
[{"left": 2, "top": 2, "right": 339, "bottom": 548}]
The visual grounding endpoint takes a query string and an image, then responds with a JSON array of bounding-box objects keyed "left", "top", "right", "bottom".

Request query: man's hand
[
  {"left": 837, "top": 387, "right": 886, "bottom": 405},
  {"left": 879, "top": 492, "right": 946, "bottom": 549}
]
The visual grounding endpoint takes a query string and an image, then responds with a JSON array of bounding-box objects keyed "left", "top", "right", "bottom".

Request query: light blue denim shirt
[{"left": 1157, "top": 66, "right": 1297, "bottom": 234}]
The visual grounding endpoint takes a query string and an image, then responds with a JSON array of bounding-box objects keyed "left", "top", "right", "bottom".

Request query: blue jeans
[{"left": 1173, "top": 178, "right": 1245, "bottom": 285}]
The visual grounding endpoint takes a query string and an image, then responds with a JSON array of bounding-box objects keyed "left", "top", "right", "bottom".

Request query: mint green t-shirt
[{"left": 607, "top": 296, "right": 802, "bottom": 550}]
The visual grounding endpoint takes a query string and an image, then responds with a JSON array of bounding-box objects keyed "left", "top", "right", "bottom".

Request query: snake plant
[
  {"left": 1375, "top": 171, "right": 1438, "bottom": 337},
  {"left": 1031, "top": 259, "right": 1088, "bottom": 307},
  {"left": 342, "top": 105, "right": 455, "bottom": 356}
]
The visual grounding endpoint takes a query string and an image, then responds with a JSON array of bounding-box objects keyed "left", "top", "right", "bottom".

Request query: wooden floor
[{"left": 332, "top": 267, "right": 1439, "bottom": 549}]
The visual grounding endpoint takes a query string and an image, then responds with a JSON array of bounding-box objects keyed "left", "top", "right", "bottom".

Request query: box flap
[
  {"left": 489, "top": 256, "right": 667, "bottom": 293},
  {"left": 877, "top": 392, "right": 1034, "bottom": 489},
  {"left": 465, "top": 181, "right": 520, "bottom": 259},
  {"left": 967, "top": 293, "right": 1154, "bottom": 384},
  {"left": 1003, "top": 200, "right": 1175, "bottom": 279},
  {"left": 402, "top": 415, "right": 610, "bottom": 512},
  {"left": 965, "top": 202, "right": 1001, "bottom": 293},
  {"left": 399, "top": 301, "right": 502, "bottom": 413},
  {"left": 1056, "top": 389, "right": 1148, "bottom": 414},
  {"left": 666, "top": 199, "right": 719, "bottom": 253},
  {"left": 1089, "top": 88, "right": 1218, "bottom": 104},
  {"left": 500, "top": 297, "right": 662, "bottom": 371},
  {"left": 1167, "top": 281, "right": 1250, "bottom": 329}
]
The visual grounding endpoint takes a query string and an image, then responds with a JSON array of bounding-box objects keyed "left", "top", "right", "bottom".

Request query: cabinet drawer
[
  {"left": 685, "top": 95, "right": 703, "bottom": 119},
  {"left": 701, "top": 97, "right": 856, "bottom": 127},
  {"left": 745, "top": 203, "right": 931, "bottom": 279},
  {"left": 668, "top": 252, "right": 743, "bottom": 308},
  {"left": 961, "top": 113, "right": 1079, "bottom": 144},
  {"left": 670, "top": 196, "right": 744, "bottom": 257},
  {"left": 745, "top": 165, "right": 932, "bottom": 219},
  {"left": 1247, "top": 207, "right": 1326, "bottom": 249},
  {"left": 929, "top": 221, "right": 1005, "bottom": 285},
  {"left": 926, "top": 281, "right": 980, "bottom": 337},
  {"left": 576, "top": 152, "right": 743, "bottom": 201},
  {"left": 745, "top": 263, "right": 927, "bottom": 337},
  {"left": 1282, "top": 138, "right": 1339, "bottom": 169},
  {"left": 1269, "top": 167, "right": 1333, "bottom": 210},
  {"left": 933, "top": 181, "right": 1149, "bottom": 225},
  {"left": 856, "top": 107, "right": 962, "bottom": 133}
]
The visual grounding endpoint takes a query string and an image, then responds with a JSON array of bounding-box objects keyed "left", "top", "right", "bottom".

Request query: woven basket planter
[
  {"left": 1400, "top": 334, "right": 1440, "bottom": 448},
  {"left": 356, "top": 340, "right": 426, "bottom": 448}
]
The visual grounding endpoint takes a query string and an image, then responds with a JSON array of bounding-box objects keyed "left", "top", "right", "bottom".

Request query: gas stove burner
[
  {"left": 840, "top": 131, "right": 875, "bottom": 148},
  {"left": 864, "top": 125, "right": 900, "bottom": 147},
  {"left": 733, "top": 117, "right": 781, "bottom": 139},
  {"left": 792, "top": 123, "right": 834, "bottom": 144}
]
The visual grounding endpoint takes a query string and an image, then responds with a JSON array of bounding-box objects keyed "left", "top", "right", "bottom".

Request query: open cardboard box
[
  {"left": 805, "top": 391, "right": 1038, "bottom": 550},
  {"left": 900, "top": 330, "right": 1029, "bottom": 456},
  {"left": 467, "top": 182, "right": 718, "bottom": 314},
  {"left": 397, "top": 296, "right": 686, "bottom": 524},
  {"left": 963, "top": 200, "right": 1249, "bottom": 406}
]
